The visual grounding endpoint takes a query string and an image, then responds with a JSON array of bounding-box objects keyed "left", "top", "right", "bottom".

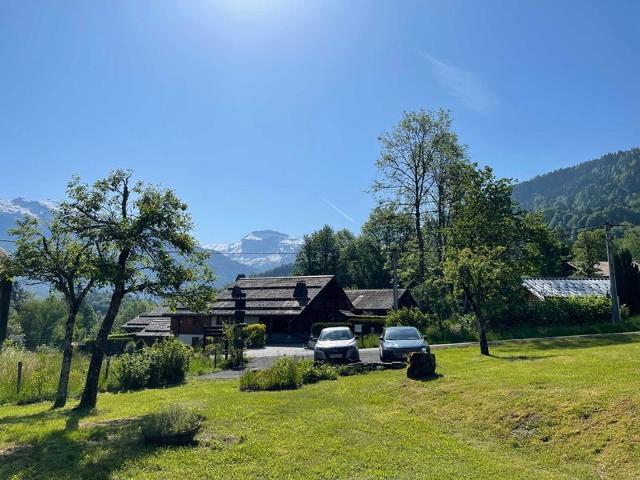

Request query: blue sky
[{"left": 1, "top": 1, "right": 638, "bottom": 243}]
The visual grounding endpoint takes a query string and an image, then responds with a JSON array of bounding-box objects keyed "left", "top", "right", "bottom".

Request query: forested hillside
[{"left": 513, "top": 148, "right": 640, "bottom": 231}]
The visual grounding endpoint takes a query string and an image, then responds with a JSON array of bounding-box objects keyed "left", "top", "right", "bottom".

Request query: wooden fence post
[{"left": 16, "top": 361, "right": 23, "bottom": 394}]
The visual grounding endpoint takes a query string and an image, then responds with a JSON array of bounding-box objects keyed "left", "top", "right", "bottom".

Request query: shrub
[
  {"left": 298, "top": 360, "right": 338, "bottom": 384},
  {"left": 386, "top": 308, "right": 429, "bottom": 332},
  {"left": 357, "top": 333, "right": 379, "bottom": 348},
  {"left": 146, "top": 338, "right": 192, "bottom": 387},
  {"left": 189, "top": 354, "right": 215, "bottom": 376},
  {"left": 239, "top": 369, "right": 263, "bottom": 391},
  {"left": 244, "top": 323, "right": 267, "bottom": 348},
  {"left": 263, "top": 357, "right": 301, "bottom": 390},
  {"left": 141, "top": 404, "right": 203, "bottom": 446},
  {"left": 500, "top": 296, "right": 614, "bottom": 329},
  {"left": 352, "top": 317, "right": 387, "bottom": 334},
  {"left": 112, "top": 352, "right": 151, "bottom": 391}
]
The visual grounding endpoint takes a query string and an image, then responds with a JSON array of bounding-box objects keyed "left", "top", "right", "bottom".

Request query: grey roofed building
[
  {"left": 522, "top": 277, "right": 610, "bottom": 301},
  {"left": 345, "top": 289, "right": 417, "bottom": 316},
  {"left": 211, "top": 275, "right": 353, "bottom": 341}
]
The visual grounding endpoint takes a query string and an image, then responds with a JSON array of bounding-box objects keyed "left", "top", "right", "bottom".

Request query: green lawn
[{"left": 2, "top": 334, "right": 640, "bottom": 479}]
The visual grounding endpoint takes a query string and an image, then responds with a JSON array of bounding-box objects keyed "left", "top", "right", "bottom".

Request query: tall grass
[{"left": 0, "top": 344, "right": 90, "bottom": 405}]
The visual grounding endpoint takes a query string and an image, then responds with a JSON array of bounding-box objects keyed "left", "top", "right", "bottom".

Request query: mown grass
[{"left": 1, "top": 334, "right": 640, "bottom": 479}]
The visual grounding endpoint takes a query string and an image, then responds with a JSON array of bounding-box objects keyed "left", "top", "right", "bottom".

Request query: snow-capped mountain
[
  {"left": 205, "top": 230, "right": 302, "bottom": 272},
  {"left": 0, "top": 198, "right": 55, "bottom": 249}
]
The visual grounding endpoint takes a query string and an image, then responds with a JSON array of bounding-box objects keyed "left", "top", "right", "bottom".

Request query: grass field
[{"left": 1, "top": 334, "right": 640, "bottom": 479}]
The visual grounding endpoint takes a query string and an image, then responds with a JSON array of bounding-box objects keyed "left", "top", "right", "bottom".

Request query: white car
[{"left": 313, "top": 327, "right": 360, "bottom": 363}]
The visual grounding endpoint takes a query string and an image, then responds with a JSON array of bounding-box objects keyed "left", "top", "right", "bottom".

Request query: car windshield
[
  {"left": 319, "top": 329, "right": 353, "bottom": 341},
  {"left": 385, "top": 327, "right": 421, "bottom": 340}
]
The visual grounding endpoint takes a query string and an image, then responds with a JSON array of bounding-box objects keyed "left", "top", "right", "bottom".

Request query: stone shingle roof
[
  {"left": 522, "top": 277, "right": 610, "bottom": 301},
  {"left": 211, "top": 275, "right": 336, "bottom": 317},
  {"left": 345, "top": 289, "right": 407, "bottom": 311}
]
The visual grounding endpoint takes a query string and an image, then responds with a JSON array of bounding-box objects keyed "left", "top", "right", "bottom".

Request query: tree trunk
[
  {"left": 414, "top": 202, "right": 426, "bottom": 281},
  {"left": 52, "top": 308, "right": 79, "bottom": 409},
  {"left": 0, "top": 279, "right": 12, "bottom": 346},
  {"left": 476, "top": 316, "right": 490, "bottom": 356},
  {"left": 464, "top": 286, "right": 490, "bottom": 356},
  {"left": 77, "top": 285, "right": 125, "bottom": 409}
]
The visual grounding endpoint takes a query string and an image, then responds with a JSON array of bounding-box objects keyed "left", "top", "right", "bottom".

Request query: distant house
[
  {"left": 345, "top": 289, "right": 417, "bottom": 316},
  {"left": 522, "top": 277, "right": 610, "bottom": 302},
  {"left": 211, "top": 275, "right": 353, "bottom": 342},
  {"left": 122, "top": 305, "right": 214, "bottom": 347}
]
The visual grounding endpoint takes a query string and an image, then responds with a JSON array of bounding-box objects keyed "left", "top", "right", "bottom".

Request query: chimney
[{"left": 293, "top": 281, "right": 309, "bottom": 305}]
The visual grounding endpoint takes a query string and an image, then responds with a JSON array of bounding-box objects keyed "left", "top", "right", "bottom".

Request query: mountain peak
[{"left": 205, "top": 230, "right": 301, "bottom": 272}]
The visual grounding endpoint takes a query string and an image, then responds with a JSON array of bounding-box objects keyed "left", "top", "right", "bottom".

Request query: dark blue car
[{"left": 379, "top": 326, "right": 429, "bottom": 362}]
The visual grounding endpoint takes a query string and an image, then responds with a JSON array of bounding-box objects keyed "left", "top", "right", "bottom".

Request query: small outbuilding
[{"left": 345, "top": 289, "right": 417, "bottom": 316}]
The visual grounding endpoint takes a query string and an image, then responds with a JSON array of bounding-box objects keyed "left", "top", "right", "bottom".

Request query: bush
[
  {"left": 146, "top": 338, "right": 192, "bottom": 387},
  {"left": 385, "top": 308, "right": 430, "bottom": 332},
  {"left": 264, "top": 357, "right": 301, "bottom": 390},
  {"left": 298, "top": 360, "right": 338, "bottom": 384},
  {"left": 357, "top": 333, "right": 380, "bottom": 348},
  {"left": 112, "top": 352, "right": 151, "bottom": 391},
  {"left": 239, "top": 369, "right": 263, "bottom": 391},
  {"left": 109, "top": 337, "right": 192, "bottom": 391},
  {"left": 500, "top": 296, "right": 614, "bottom": 329},
  {"left": 141, "top": 404, "right": 203, "bottom": 446},
  {"left": 244, "top": 323, "right": 266, "bottom": 348}
]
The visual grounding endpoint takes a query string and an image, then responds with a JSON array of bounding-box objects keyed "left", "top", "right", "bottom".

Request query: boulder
[{"left": 406, "top": 352, "right": 437, "bottom": 379}]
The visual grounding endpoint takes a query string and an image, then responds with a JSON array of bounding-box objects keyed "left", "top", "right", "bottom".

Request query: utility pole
[
  {"left": 605, "top": 222, "right": 621, "bottom": 323},
  {"left": 391, "top": 249, "right": 399, "bottom": 310}
]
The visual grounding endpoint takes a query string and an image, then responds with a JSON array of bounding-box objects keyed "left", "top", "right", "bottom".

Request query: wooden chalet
[{"left": 211, "top": 275, "right": 353, "bottom": 342}]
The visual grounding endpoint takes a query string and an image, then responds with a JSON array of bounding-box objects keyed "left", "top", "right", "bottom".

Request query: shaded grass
[{"left": 2, "top": 335, "right": 640, "bottom": 479}]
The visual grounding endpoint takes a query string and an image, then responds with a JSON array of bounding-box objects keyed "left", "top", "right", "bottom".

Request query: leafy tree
[
  {"left": 0, "top": 248, "right": 14, "bottom": 346},
  {"left": 615, "top": 249, "right": 640, "bottom": 314},
  {"left": 11, "top": 216, "right": 99, "bottom": 408},
  {"left": 338, "top": 235, "right": 390, "bottom": 289},
  {"left": 571, "top": 229, "right": 606, "bottom": 276},
  {"left": 59, "top": 170, "right": 216, "bottom": 409},
  {"left": 519, "top": 213, "right": 567, "bottom": 277},
  {"left": 446, "top": 247, "right": 521, "bottom": 356},
  {"left": 16, "top": 296, "right": 67, "bottom": 348},
  {"left": 294, "top": 225, "right": 341, "bottom": 278},
  {"left": 619, "top": 226, "right": 640, "bottom": 261},
  {"left": 372, "top": 109, "right": 463, "bottom": 281},
  {"left": 445, "top": 165, "right": 525, "bottom": 355}
]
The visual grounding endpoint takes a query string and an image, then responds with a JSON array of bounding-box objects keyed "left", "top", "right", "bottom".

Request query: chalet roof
[
  {"left": 345, "top": 289, "right": 408, "bottom": 311},
  {"left": 136, "top": 318, "right": 172, "bottom": 337},
  {"left": 212, "top": 275, "right": 336, "bottom": 317},
  {"left": 522, "top": 277, "right": 610, "bottom": 301}
]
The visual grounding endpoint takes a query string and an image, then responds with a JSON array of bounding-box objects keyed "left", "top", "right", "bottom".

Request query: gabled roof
[
  {"left": 522, "top": 277, "right": 610, "bottom": 301},
  {"left": 345, "top": 289, "right": 408, "bottom": 311},
  {"left": 211, "top": 275, "right": 336, "bottom": 317}
]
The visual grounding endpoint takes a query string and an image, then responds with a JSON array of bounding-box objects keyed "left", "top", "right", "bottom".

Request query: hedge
[
  {"left": 498, "top": 296, "right": 615, "bottom": 329},
  {"left": 311, "top": 317, "right": 386, "bottom": 338},
  {"left": 79, "top": 334, "right": 137, "bottom": 356}
]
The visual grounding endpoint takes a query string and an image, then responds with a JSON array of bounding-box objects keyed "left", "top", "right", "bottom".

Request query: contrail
[{"left": 323, "top": 198, "right": 354, "bottom": 223}]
